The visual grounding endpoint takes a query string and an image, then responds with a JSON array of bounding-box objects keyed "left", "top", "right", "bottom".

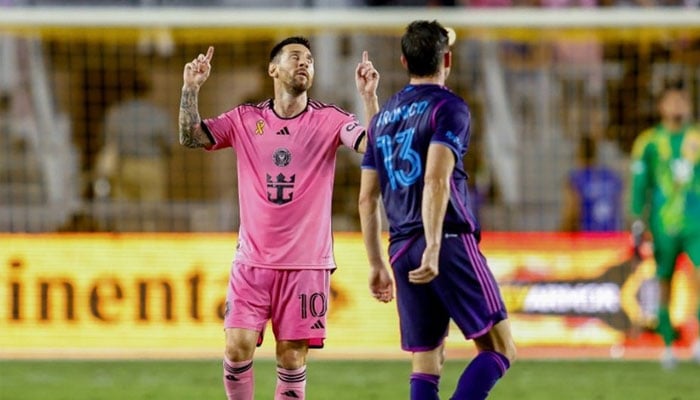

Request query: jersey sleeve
[
  {"left": 202, "top": 107, "right": 241, "bottom": 150},
  {"left": 629, "top": 130, "right": 653, "bottom": 218},
  {"left": 339, "top": 115, "right": 366, "bottom": 151},
  {"left": 430, "top": 99, "right": 471, "bottom": 159}
]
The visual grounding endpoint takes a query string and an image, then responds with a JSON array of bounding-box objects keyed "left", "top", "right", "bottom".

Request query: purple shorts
[
  {"left": 389, "top": 232, "right": 507, "bottom": 352},
  {"left": 224, "top": 262, "right": 330, "bottom": 348}
]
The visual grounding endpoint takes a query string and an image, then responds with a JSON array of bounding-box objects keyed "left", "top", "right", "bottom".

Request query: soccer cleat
[{"left": 660, "top": 347, "right": 678, "bottom": 370}]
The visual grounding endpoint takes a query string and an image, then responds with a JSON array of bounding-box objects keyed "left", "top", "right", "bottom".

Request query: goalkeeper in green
[{"left": 630, "top": 80, "right": 700, "bottom": 369}]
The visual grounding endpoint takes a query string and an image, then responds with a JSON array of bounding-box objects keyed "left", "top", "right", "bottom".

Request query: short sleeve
[
  {"left": 430, "top": 99, "right": 471, "bottom": 159},
  {"left": 339, "top": 116, "right": 366, "bottom": 150},
  {"left": 202, "top": 108, "right": 241, "bottom": 150}
]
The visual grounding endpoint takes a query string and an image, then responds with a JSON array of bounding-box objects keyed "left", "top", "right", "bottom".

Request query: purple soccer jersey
[
  {"left": 363, "top": 84, "right": 507, "bottom": 349},
  {"left": 361, "top": 84, "right": 479, "bottom": 243}
]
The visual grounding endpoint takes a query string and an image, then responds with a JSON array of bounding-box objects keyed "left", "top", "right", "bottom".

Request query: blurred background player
[
  {"left": 559, "top": 135, "right": 624, "bottom": 232},
  {"left": 94, "top": 69, "right": 174, "bottom": 205},
  {"left": 178, "top": 37, "right": 379, "bottom": 400},
  {"left": 358, "top": 20, "right": 515, "bottom": 400},
  {"left": 629, "top": 79, "right": 700, "bottom": 369}
]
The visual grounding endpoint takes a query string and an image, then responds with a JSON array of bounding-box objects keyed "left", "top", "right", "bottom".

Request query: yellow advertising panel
[
  {"left": 0, "top": 232, "right": 696, "bottom": 359},
  {"left": 0, "top": 233, "right": 400, "bottom": 359}
]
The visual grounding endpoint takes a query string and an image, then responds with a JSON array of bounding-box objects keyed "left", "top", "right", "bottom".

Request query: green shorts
[{"left": 653, "top": 230, "right": 700, "bottom": 280}]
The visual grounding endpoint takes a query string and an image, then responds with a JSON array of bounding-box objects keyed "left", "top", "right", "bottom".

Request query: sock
[
  {"left": 410, "top": 372, "right": 440, "bottom": 400},
  {"left": 657, "top": 307, "right": 675, "bottom": 346},
  {"left": 275, "top": 365, "right": 306, "bottom": 400},
  {"left": 223, "top": 358, "right": 254, "bottom": 400},
  {"left": 451, "top": 351, "right": 510, "bottom": 400}
]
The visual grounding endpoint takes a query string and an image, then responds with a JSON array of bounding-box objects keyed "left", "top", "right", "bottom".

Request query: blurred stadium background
[{"left": 1, "top": 2, "right": 700, "bottom": 399}]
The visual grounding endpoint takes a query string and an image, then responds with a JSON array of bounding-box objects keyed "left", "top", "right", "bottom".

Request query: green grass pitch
[{"left": 1, "top": 358, "right": 699, "bottom": 399}]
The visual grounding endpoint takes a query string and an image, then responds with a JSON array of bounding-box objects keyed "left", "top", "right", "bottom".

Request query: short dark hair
[
  {"left": 269, "top": 36, "right": 311, "bottom": 62},
  {"left": 401, "top": 20, "right": 449, "bottom": 77}
]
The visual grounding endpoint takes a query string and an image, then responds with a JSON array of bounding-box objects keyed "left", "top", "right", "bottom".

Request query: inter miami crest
[{"left": 273, "top": 147, "right": 292, "bottom": 167}]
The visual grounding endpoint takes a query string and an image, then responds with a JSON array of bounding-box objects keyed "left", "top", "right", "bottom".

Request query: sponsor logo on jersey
[
  {"left": 276, "top": 126, "right": 290, "bottom": 135},
  {"left": 310, "top": 320, "right": 325, "bottom": 329},
  {"left": 266, "top": 173, "right": 295, "bottom": 205}
]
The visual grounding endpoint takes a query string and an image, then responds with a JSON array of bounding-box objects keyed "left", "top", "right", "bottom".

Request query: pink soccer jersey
[{"left": 203, "top": 99, "right": 365, "bottom": 269}]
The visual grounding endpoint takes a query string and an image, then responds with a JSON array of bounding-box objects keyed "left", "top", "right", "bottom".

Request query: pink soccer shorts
[{"left": 224, "top": 262, "right": 330, "bottom": 348}]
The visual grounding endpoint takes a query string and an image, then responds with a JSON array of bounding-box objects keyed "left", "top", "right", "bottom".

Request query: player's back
[{"left": 366, "top": 84, "right": 478, "bottom": 243}]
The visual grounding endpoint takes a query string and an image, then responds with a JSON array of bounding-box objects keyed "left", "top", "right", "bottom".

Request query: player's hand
[
  {"left": 409, "top": 245, "right": 440, "bottom": 284},
  {"left": 183, "top": 46, "right": 214, "bottom": 89},
  {"left": 355, "top": 50, "right": 379, "bottom": 100},
  {"left": 369, "top": 265, "right": 394, "bottom": 303}
]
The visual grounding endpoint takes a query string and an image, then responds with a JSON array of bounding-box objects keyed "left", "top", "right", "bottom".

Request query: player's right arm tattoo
[{"left": 178, "top": 86, "right": 209, "bottom": 148}]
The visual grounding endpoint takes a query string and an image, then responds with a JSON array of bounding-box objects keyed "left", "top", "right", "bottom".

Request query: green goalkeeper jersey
[{"left": 630, "top": 123, "right": 700, "bottom": 235}]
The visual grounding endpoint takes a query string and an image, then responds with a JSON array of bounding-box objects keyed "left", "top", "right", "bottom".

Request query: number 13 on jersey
[{"left": 377, "top": 127, "right": 422, "bottom": 190}]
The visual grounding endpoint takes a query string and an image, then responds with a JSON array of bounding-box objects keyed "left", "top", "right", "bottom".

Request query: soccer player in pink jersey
[{"left": 178, "top": 38, "right": 380, "bottom": 400}]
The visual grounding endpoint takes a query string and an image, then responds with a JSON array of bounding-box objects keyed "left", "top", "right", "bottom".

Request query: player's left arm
[
  {"left": 354, "top": 50, "right": 380, "bottom": 154},
  {"left": 409, "top": 143, "right": 454, "bottom": 284},
  {"left": 358, "top": 168, "right": 394, "bottom": 303}
]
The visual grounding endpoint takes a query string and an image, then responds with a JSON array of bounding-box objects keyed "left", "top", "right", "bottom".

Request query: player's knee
[
  {"left": 411, "top": 347, "right": 444, "bottom": 375},
  {"left": 276, "top": 341, "right": 308, "bottom": 370},
  {"left": 224, "top": 335, "right": 257, "bottom": 362},
  {"left": 501, "top": 340, "right": 517, "bottom": 364},
  {"left": 224, "top": 344, "right": 255, "bottom": 362}
]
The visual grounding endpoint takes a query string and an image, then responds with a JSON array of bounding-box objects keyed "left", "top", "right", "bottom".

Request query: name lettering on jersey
[
  {"left": 273, "top": 148, "right": 292, "bottom": 167},
  {"left": 255, "top": 120, "right": 265, "bottom": 135},
  {"left": 375, "top": 100, "right": 429, "bottom": 128},
  {"left": 275, "top": 126, "right": 290, "bottom": 136},
  {"left": 267, "top": 173, "right": 295, "bottom": 205}
]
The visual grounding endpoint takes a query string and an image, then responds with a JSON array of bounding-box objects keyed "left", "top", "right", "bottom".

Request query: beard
[{"left": 289, "top": 74, "right": 311, "bottom": 95}]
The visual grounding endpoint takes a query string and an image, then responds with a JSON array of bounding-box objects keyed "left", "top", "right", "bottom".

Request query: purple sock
[
  {"left": 451, "top": 351, "right": 510, "bottom": 400},
  {"left": 410, "top": 372, "right": 440, "bottom": 400}
]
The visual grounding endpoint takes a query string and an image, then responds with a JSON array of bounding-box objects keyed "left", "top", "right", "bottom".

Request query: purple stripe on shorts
[
  {"left": 390, "top": 233, "right": 421, "bottom": 265},
  {"left": 465, "top": 320, "right": 495, "bottom": 340},
  {"left": 450, "top": 176, "right": 476, "bottom": 230},
  {"left": 468, "top": 234, "right": 502, "bottom": 314},
  {"left": 403, "top": 337, "right": 445, "bottom": 353},
  {"left": 461, "top": 234, "right": 499, "bottom": 314}
]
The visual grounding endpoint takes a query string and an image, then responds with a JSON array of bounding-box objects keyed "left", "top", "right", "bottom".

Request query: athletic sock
[
  {"left": 275, "top": 365, "right": 306, "bottom": 400},
  {"left": 409, "top": 372, "right": 440, "bottom": 400},
  {"left": 451, "top": 351, "right": 510, "bottom": 400},
  {"left": 223, "top": 358, "right": 254, "bottom": 400},
  {"left": 657, "top": 307, "right": 675, "bottom": 346}
]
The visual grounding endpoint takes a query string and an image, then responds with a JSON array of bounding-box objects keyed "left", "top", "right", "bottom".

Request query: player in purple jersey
[
  {"left": 179, "top": 38, "right": 380, "bottom": 400},
  {"left": 359, "top": 21, "right": 516, "bottom": 400}
]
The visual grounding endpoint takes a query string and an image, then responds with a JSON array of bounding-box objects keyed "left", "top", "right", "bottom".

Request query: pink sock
[
  {"left": 223, "top": 358, "right": 254, "bottom": 400},
  {"left": 274, "top": 365, "right": 306, "bottom": 400}
]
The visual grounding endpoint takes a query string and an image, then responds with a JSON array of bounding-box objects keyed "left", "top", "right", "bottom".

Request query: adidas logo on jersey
[
  {"left": 310, "top": 320, "right": 325, "bottom": 329},
  {"left": 276, "top": 126, "right": 290, "bottom": 135}
]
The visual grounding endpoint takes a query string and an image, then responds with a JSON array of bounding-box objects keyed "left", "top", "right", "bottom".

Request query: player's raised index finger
[
  {"left": 205, "top": 46, "right": 215, "bottom": 61},
  {"left": 362, "top": 50, "right": 368, "bottom": 64}
]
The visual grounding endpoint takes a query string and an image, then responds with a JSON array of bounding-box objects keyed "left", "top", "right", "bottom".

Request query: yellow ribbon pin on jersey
[{"left": 255, "top": 120, "right": 264, "bottom": 135}]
